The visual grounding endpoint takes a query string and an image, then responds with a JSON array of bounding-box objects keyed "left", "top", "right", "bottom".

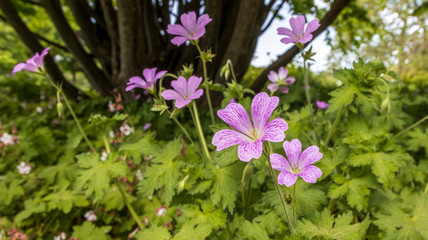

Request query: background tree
[{"left": 0, "top": 0, "right": 351, "bottom": 100}]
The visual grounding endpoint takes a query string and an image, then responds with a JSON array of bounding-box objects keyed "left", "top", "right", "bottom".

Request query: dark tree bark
[
  {"left": 250, "top": 0, "right": 352, "bottom": 92},
  {"left": 0, "top": 0, "right": 81, "bottom": 98},
  {"left": 2, "top": 0, "right": 351, "bottom": 103}
]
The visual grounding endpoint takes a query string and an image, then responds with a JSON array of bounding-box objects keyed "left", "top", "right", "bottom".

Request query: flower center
[{"left": 290, "top": 165, "right": 302, "bottom": 174}]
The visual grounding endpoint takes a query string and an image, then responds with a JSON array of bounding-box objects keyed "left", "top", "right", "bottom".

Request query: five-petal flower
[
  {"left": 267, "top": 67, "right": 296, "bottom": 94},
  {"left": 212, "top": 92, "right": 288, "bottom": 162},
  {"left": 316, "top": 101, "right": 329, "bottom": 109},
  {"left": 13, "top": 47, "right": 50, "bottom": 74},
  {"left": 270, "top": 138, "right": 322, "bottom": 187},
  {"left": 166, "top": 11, "right": 212, "bottom": 46},
  {"left": 126, "top": 68, "right": 167, "bottom": 92},
  {"left": 277, "top": 15, "right": 320, "bottom": 45},
  {"left": 161, "top": 75, "right": 204, "bottom": 108}
]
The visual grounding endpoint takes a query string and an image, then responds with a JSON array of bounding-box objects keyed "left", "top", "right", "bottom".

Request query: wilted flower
[
  {"left": 136, "top": 169, "right": 143, "bottom": 181},
  {"left": 143, "top": 123, "right": 151, "bottom": 131},
  {"left": 316, "top": 101, "right": 329, "bottom": 109},
  {"left": 126, "top": 68, "right": 167, "bottom": 92},
  {"left": 166, "top": 11, "right": 212, "bottom": 46},
  {"left": 84, "top": 210, "right": 97, "bottom": 222},
  {"left": 212, "top": 92, "right": 288, "bottom": 162},
  {"left": 278, "top": 16, "right": 320, "bottom": 45},
  {"left": 1, "top": 133, "right": 15, "bottom": 145},
  {"left": 13, "top": 47, "right": 50, "bottom": 74},
  {"left": 100, "top": 151, "right": 108, "bottom": 162},
  {"left": 270, "top": 138, "right": 322, "bottom": 187},
  {"left": 267, "top": 67, "right": 295, "bottom": 94},
  {"left": 17, "top": 162, "right": 31, "bottom": 175},
  {"left": 120, "top": 124, "right": 134, "bottom": 136},
  {"left": 161, "top": 76, "right": 204, "bottom": 108}
]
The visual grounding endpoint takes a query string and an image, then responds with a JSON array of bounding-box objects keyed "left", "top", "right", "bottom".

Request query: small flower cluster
[
  {"left": 84, "top": 210, "right": 97, "bottom": 222},
  {"left": 17, "top": 162, "right": 31, "bottom": 175}
]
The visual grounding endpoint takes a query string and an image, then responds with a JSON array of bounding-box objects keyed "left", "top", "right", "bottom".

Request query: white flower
[
  {"left": 1, "top": 133, "right": 14, "bottom": 145},
  {"left": 120, "top": 124, "right": 134, "bottom": 136},
  {"left": 156, "top": 206, "right": 167, "bottom": 216},
  {"left": 60, "top": 232, "right": 67, "bottom": 240},
  {"left": 84, "top": 210, "right": 97, "bottom": 222},
  {"left": 109, "top": 130, "right": 115, "bottom": 138},
  {"left": 17, "top": 162, "right": 31, "bottom": 175},
  {"left": 53, "top": 236, "right": 60, "bottom": 240},
  {"left": 36, "top": 106, "right": 43, "bottom": 113},
  {"left": 100, "top": 151, "right": 108, "bottom": 162},
  {"left": 108, "top": 101, "right": 115, "bottom": 112},
  {"left": 136, "top": 169, "right": 143, "bottom": 181}
]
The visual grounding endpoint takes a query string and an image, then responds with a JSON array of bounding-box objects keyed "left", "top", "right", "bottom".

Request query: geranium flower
[
  {"left": 84, "top": 210, "right": 97, "bottom": 222},
  {"left": 1, "top": 133, "right": 15, "bottom": 145},
  {"left": 161, "top": 76, "right": 204, "bottom": 108},
  {"left": 143, "top": 123, "right": 151, "bottom": 131},
  {"left": 126, "top": 68, "right": 167, "bottom": 92},
  {"left": 212, "top": 92, "right": 288, "bottom": 162},
  {"left": 17, "top": 162, "right": 31, "bottom": 175},
  {"left": 270, "top": 138, "right": 322, "bottom": 187},
  {"left": 267, "top": 67, "right": 296, "bottom": 94},
  {"left": 166, "top": 11, "right": 212, "bottom": 46},
  {"left": 100, "top": 151, "right": 108, "bottom": 162},
  {"left": 120, "top": 123, "right": 134, "bottom": 136},
  {"left": 13, "top": 47, "right": 50, "bottom": 74},
  {"left": 316, "top": 101, "right": 329, "bottom": 109},
  {"left": 277, "top": 16, "right": 320, "bottom": 45}
]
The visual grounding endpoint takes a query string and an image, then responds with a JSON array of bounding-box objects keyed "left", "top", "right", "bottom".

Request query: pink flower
[
  {"left": 17, "top": 162, "right": 31, "bottom": 175},
  {"left": 13, "top": 47, "right": 50, "bottom": 74},
  {"left": 143, "top": 123, "right": 151, "bottom": 131},
  {"left": 161, "top": 76, "right": 204, "bottom": 108},
  {"left": 166, "top": 11, "right": 212, "bottom": 46},
  {"left": 84, "top": 210, "right": 97, "bottom": 222},
  {"left": 316, "top": 101, "right": 329, "bottom": 109},
  {"left": 212, "top": 92, "right": 288, "bottom": 162},
  {"left": 277, "top": 16, "right": 320, "bottom": 45},
  {"left": 126, "top": 68, "right": 167, "bottom": 92},
  {"left": 267, "top": 67, "right": 296, "bottom": 94},
  {"left": 270, "top": 138, "right": 322, "bottom": 187}
]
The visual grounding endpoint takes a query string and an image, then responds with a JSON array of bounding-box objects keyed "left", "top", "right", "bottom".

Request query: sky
[{"left": 251, "top": 3, "right": 332, "bottom": 72}]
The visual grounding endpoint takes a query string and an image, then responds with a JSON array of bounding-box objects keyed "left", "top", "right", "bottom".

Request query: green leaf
[
  {"left": 0, "top": 179, "right": 24, "bottom": 205},
  {"left": 210, "top": 163, "right": 241, "bottom": 212},
  {"left": 134, "top": 226, "right": 171, "bottom": 240},
  {"left": 326, "top": 86, "right": 355, "bottom": 114},
  {"left": 296, "top": 209, "right": 370, "bottom": 240},
  {"left": 14, "top": 199, "right": 46, "bottom": 224},
  {"left": 328, "top": 177, "right": 376, "bottom": 211},
  {"left": 213, "top": 145, "right": 238, "bottom": 166},
  {"left": 173, "top": 222, "right": 212, "bottom": 240},
  {"left": 100, "top": 186, "right": 136, "bottom": 211},
  {"left": 178, "top": 203, "right": 226, "bottom": 232},
  {"left": 238, "top": 220, "right": 270, "bottom": 240},
  {"left": 72, "top": 222, "right": 112, "bottom": 240},
  {"left": 42, "top": 180, "right": 89, "bottom": 213}
]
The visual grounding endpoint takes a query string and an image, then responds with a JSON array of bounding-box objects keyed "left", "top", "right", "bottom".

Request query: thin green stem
[
  {"left": 166, "top": 109, "right": 194, "bottom": 144},
  {"left": 393, "top": 115, "right": 428, "bottom": 139},
  {"left": 227, "top": 60, "right": 238, "bottom": 83},
  {"left": 195, "top": 43, "right": 215, "bottom": 125},
  {"left": 293, "top": 182, "right": 297, "bottom": 227},
  {"left": 264, "top": 147, "right": 295, "bottom": 235},
  {"left": 116, "top": 181, "right": 145, "bottom": 229},
  {"left": 302, "top": 59, "right": 318, "bottom": 145},
  {"left": 191, "top": 102, "right": 212, "bottom": 162},
  {"left": 324, "top": 105, "right": 346, "bottom": 146}
]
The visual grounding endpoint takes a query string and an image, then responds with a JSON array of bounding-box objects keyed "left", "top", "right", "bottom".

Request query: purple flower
[
  {"left": 270, "top": 139, "right": 322, "bottom": 187},
  {"left": 161, "top": 76, "right": 204, "bottom": 108},
  {"left": 277, "top": 16, "right": 320, "bottom": 45},
  {"left": 166, "top": 11, "right": 212, "bottom": 46},
  {"left": 267, "top": 67, "right": 296, "bottom": 94},
  {"left": 212, "top": 92, "right": 288, "bottom": 162},
  {"left": 126, "top": 68, "right": 167, "bottom": 92},
  {"left": 143, "top": 123, "right": 151, "bottom": 131},
  {"left": 13, "top": 47, "right": 50, "bottom": 74},
  {"left": 316, "top": 101, "right": 329, "bottom": 109}
]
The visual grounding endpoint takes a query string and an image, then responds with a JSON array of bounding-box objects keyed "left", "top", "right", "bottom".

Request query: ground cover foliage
[{"left": 0, "top": 55, "right": 427, "bottom": 240}]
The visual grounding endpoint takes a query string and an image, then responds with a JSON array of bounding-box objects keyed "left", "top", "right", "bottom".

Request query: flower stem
[
  {"left": 324, "top": 105, "right": 346, "bottom": 146},
  {"left": 195, "top": 43, "right": 215, "bottom": 125},
  {"left": 293, "top": 181, "right": 297, "bottom": 227},
  {"left": 115, "top": 180, "right": 145, "bottom": 229},
  {"left": 191, "top": 102, "right": 212, "bottom": 162},
  {"left": 302, "top": 58, "right": 318, "bottom": 145},
  {"left": 393, "top": 115, "right": 428, "bottom": 139},
  {"left": 166, "top": 109, "right": 194, "bottom": 144},
  {"left": 263, "top": 147, "right": 295, "bottom": 235}
]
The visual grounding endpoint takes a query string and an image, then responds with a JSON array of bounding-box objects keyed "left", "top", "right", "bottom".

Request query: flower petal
[
  {"left": 171, "top": 76, "right": 188, "bottom": 97},
  {"left": 128, "top": 76, "right": 146, "bottom": 86},
  {"left": 298, "top": 165, "right": 322, "bottom": 183},
  {"left": 196, "top": 14, "right": 212, "bottom": 30},
  {"left": 279, "top": 86, "right": 289, "bottom": 94},
  {"left": 251, "top": 92, "right": 279, "bottom": 134},
  {"left": 190, "top": 89, "right": 203, "bottom": 100},
  {"left": 171, "top": 36, "right": 188, "bottom": 46},
  {"left": 270, "top": 153, "right": 290, "bottom": 171},
  {"left": 277, "top": 27, "right": 295, "bottom": 38},
  {"left": 268, "top": 70, "right": 279, "bottom": 83},
  {"left": 143, "top": 68, "right": 157, "bottom": 85},
  {"left": 290, "top": 15, "right": 306, "bottom": 37},
  {"left": 278, "top": 171, "right": 298, "bottom": 187},
  {"left": 278, "top": 67, "right": 288, "bottom": 80},
  {"left": 212, "top": 129, "right": 251, "bottom": 151},
  {"left": 161, "top": 89, "right": 181, "bottom": 101},
  {"left": 187, "top": 76, "right": 202, "bottom": 94},
  {"left": 305, "top": 19, "right": 320, "bottom": 35},
  {"left": 156, "top": 70, "right": 167, "bottom": 80},
  {"left": 280, "top": 37, "right": 297, "bottom": 44},
  {"left": 175, "top": 98, "right": 191, "bottom": 108},
  {"left": 262, "top": 118, "right": 288, "bottom": 142},
  {"left": 237, "top": 139, "right": 263, "bottom": 162},
  {"left": 282, "top": 139, "right": 302, "bottom": 167},
  {"left": 299, "top": 145, "right": 323, "bottom": 168},
  {"left": 267, "top": 83, "right": 278, "bottom": 93},
  {"left": 217, "top": 103, "right": 253, "bottom": 136},
  {"left": 297, "top": 33, "right": 313, "bottom": 43},
  {"left": 166, "top": 24, "right": 188, "bottom": 36},
  {"left": 181, "top": 11, "right": 197, "bottom": 33},
  {"left": 125, "top": 84, "right": 140, "bottom": 92},
  {"left": 34, "top": 47, "right": 50, "bottom": 67},
  {"left": 285, "top": 77, "right": 296, "bottom": 85}
]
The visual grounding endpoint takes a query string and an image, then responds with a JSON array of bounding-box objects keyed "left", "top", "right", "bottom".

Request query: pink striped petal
[
  {"left": 190, "top": 89, "right": 203, "bottom": 100},
  {"left": 298, "top": 165, "right": 322, "bottom": 183},
  {"left": 171, "top": 76, "right": 188, "bottom": 96},
  {"left": 171, "top": 36, "right": 188, "bottom": 46},
  {"left": 166, "top": 24, "right": 188, "bottom": 36},
  {"left": 175, "top": 98, "right": 191, "bottom": 108},
  {"left": 267, "top": 83, "right": 278, "bottom": 93},
  {"left": 280, "top": 37, "right": 297, "bottom": 44},
  {"left": 181, "top": 12, "right": 197, "bottom": 33},
  {"left": 237, "top": 139, "right": 263, "bottom": 162},
  {"left": 212, "top": 129, "right": 251, "bottom": 151},
  {"left": 278, "top": 171, "right": 298, "bottom": 187},
  {"left": 261, "top": 118, "right": 288, "bottom": 142},
  {"left": 278, "top": 67, "right": 288, "bottom": 80},
  {"left": 155, "top": 70, "right": 168, "bottom": 80},
  {"left": 187, "top": 76, "right": 202, "bottom": 94},
  {"left": 268, "top": 70, "right": 279, "bottom": 82},
  {"left": 161, "top": 89, "right": 181, "bottom": 101},
  {"left": 277, "top": 27, "right": 295, "bottom": 38},
  {"left": 251, "top": 92, "right": 279, "bottom": 134},
  {"left": 299, "top": 145, "right": 323, "bottom": 168},
  {"left": 305, "top": 19, "right": 320, "bottom": 34},
  {"left": 285, "top": 77, "right": 295, "bottom": 85},
  {"left": 297, "top": 33, "right": 313, "bottom": 43},
  {"left": 282, "top": 139, "right": 302, "bottom": 167},
  {"left": 217, "top": 103, "right": 253, "bottom": 136},
  {"left": 270, "top": 153, "right": 290, "bottom": 172},
  {"left": 196, "top": 14, "right": 212, "bottom": 30},
  {"left": 290, "top": 15, "right": 306, "bottom": 37}
]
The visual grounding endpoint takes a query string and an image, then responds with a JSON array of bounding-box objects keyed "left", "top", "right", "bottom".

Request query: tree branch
[
  {"left": 259, "top": 0, "right": 287, "bottom": 35},
  {"left": 250, "top": 0, "right": 352, "bottom": 92}
]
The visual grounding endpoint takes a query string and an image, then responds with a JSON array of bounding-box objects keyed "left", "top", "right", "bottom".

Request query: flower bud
[
  {"left": 57, "top": 101, "right": 64, "bottom": 118},
  {"left": 241, "top": 162, "right": 254, "bottom": 188}
]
